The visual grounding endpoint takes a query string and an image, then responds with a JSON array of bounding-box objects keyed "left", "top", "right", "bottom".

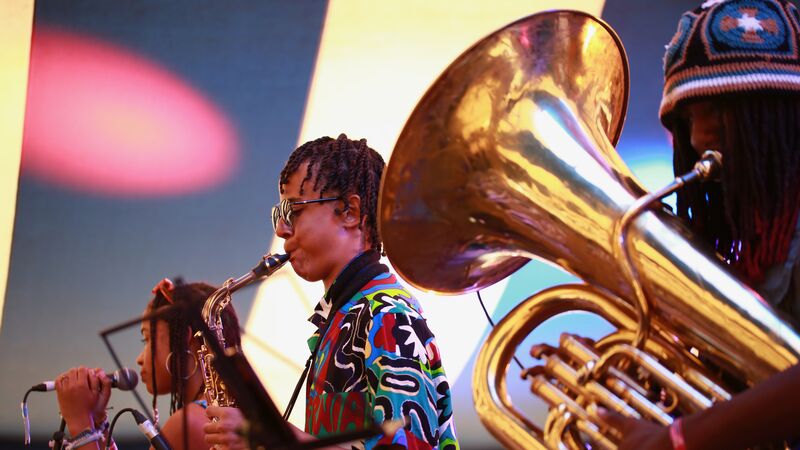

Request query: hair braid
[
  {"left": 167, "top": 280, "right": 190, "bottom": 414},
  {"left": 148, "top": 315, "right": 159, "bottom": 421},
  {"left": 672, "top": 93, "right": 800, "bottom": 285}
]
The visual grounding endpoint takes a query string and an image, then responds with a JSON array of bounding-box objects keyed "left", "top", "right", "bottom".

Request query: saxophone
[{"left": 197, "top": 253, "right": 289, "bottom": 408}]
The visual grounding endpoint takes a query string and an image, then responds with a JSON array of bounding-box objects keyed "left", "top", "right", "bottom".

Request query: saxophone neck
[{"left": 201, "top": 253, "right": 290, "bottom": 321}]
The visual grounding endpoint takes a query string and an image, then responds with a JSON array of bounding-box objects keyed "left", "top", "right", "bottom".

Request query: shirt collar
[
  {"left": 308, "top": 294, "right": 332, "bottom": 328},
  {"left": 306, "top": 250, "right": 381, "bottom": 328}
]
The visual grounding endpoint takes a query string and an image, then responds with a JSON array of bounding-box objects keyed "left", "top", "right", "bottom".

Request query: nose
[
  {"left": 135, "top": 348, "right": 144, "bottom": 367},
  {"left": 275, "top": 217, "right": 293, "bottom": 239},
  {"left": 690, "top": 126, "right": 713, "bottom": 156},
  {"left": 686, "top": 102, "right": 723, "bottom": 157}
]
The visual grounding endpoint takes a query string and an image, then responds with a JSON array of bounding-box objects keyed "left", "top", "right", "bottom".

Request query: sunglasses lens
[
  {"left": 271, "top": 200, "right": 294, "bottom": 230},
  {"left": 282, "top": 200, "right": 293, "bottom": 228},
  {"left": 271, "top": 205, "right": 280, "bottom": 230}
]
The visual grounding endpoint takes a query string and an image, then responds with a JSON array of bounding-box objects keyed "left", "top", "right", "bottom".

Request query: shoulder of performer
[
  {"left": 352, "top": 272, "right": 444, "bottom": 367},
  {"left": 355, "top": 271, "right": 425, "bottom": 319},
  {"left": 159, "top": 403, "right": 209, "bottom": 450}
]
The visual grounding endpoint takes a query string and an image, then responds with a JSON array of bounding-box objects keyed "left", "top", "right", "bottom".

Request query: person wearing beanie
[
  {"left": 662, "top": 0, "right": 800, "bottom": 327},
  {"left": 600, "top": 1, "right": 800, "bottom": 448}
]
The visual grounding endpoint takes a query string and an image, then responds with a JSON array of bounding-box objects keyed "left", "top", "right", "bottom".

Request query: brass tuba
[
  {"left": 378, "top": 10, "right": 800, "bottom": 450},
  {"left": 197, "top": 253, "right": 289, "bottom": 408}
]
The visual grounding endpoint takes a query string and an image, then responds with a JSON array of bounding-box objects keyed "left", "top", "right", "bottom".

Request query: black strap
[{"left": 283, "top": 251, "right": 388, "bottom": 420}]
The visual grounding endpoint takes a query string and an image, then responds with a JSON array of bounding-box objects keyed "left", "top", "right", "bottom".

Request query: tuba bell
[{"left": 378, "top": 10, "right": 800, "bottom": 450}]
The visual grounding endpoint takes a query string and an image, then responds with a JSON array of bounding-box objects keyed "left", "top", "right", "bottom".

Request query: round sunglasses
[{"left": 271, "top": 197, "right": 340, "bottom": 231}]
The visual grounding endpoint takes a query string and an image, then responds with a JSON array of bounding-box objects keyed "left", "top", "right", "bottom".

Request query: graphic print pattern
[{"left": 305, "top": 272, "right": 459, "bottom": 450}]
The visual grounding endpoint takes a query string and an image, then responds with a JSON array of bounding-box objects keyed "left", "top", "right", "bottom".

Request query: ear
[{"left": 340, "top": 194, "right": 362, "bottom": 229}]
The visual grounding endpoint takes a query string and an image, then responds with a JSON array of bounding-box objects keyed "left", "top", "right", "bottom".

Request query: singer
[
  {"left": 55, "top": 279, "right": 240, "bottom": 450},
  {"left": 205, "top": 134, "right": 459, "bottom": 449}
]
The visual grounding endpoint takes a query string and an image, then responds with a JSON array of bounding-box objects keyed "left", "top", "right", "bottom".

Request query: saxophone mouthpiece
[
  {"left": 252, "top": 253, "right": 289, "bottom": 279},
  {"left": 267, "top": 252, "right": 290, "bottom": 268}
]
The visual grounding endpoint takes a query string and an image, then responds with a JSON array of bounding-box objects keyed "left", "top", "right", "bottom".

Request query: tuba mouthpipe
[{"left": 615, "top": 149, "right": 724, "bottom": 349}]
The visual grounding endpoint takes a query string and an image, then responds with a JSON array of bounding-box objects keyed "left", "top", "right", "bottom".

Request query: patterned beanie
[{"left": 660, "top": 0, "right": 800, "bottom": 124}]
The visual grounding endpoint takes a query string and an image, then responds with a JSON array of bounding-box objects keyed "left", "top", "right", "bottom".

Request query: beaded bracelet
[
  {"left": 64, "top": 429, "right": 103, "bottom": 450},
  {"left": 95, "top": 419, "right": 110, "bottom": 436}
]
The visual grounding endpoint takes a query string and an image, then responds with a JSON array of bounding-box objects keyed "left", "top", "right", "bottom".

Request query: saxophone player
[
  {"left": 55, "top": 280, "right": 241, "bottom": 450},
  {"left": 204, "top": 134, "right": 459, "bottom": 450},
  {"left": 602, "top": 0, "right": 800, "bottom": 448}
]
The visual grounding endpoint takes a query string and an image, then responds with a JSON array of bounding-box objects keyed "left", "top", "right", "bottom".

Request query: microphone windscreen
[{"left": 113, "top": 368, "right": 139, "bottom": 391}]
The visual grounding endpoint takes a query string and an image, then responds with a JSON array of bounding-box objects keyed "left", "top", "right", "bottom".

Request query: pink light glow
[{"left": 22, "top": 26, "right": 239, "bottom": 197}]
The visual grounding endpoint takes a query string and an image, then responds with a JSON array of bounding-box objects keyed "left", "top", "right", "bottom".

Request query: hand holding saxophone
[{"left": 203, "top": 406, "right": 248, "bottom": 450}]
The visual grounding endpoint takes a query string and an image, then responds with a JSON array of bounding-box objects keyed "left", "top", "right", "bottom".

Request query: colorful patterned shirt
[{"left": 304, "top": 270, "right": 459, "bottom": 450}]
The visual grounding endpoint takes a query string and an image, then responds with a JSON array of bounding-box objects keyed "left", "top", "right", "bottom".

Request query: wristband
[
  {"left": 95, "top": 418, "right": 110, "bottom": 435},
  {"left": 63, "top": 427, "right": 104, "bottom": 450},
  {"left": 669, "top": 417, "right": 687, "bottom": 450},
  {"left": 65, "top": 431, "right": 102, "bottom": 450}
]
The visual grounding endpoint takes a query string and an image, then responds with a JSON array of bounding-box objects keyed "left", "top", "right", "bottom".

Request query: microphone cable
[
  {"left": 107, "top": 408, "right": 137, "bottom": 449},
  {"left": 21, "top": 387, "right": 35, "bottom": 445},
  {"left": 476, "top": 290, "right": 525, "bottom": 371},
  {"left": 108, "top": 407, "right": 172, "bottom": 450}
]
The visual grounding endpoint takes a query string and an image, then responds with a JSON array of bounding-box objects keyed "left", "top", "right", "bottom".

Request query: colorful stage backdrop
[{"left": 1, "top": 0, "right": 711, "bottom": 448}]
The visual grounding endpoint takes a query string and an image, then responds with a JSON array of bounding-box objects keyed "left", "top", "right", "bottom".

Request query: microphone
[
  {"left": 30, "top": 368, "right": 139, "bottom": 392},
  {"left": 131, "top": 409, "right": 172, "bottom": 450}
]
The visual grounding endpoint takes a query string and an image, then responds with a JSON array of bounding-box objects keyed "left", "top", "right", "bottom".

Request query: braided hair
[
  {"left": 672, "top": 93, "right": 800, "bottom": 285},
  {"left": 279, "top": 134, "right": 386, "bottom": 253},
  {"left": 148, "top": 281, "right": 241, "bottom": 415}
]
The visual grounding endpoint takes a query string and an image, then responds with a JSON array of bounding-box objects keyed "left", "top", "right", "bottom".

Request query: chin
[
  {"left": 294, "top": 268, "right": 322, "bottom": 283},
  {"left": 289, "top": 261, "right": 310, "bottom": 281},
  {"left": 294, "top": 269, "right": 317, "bottom": 282}
]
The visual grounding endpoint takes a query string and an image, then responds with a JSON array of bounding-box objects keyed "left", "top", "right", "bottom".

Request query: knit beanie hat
[{"left": 660, "top": 0, "right": 800, "bottom": 125}]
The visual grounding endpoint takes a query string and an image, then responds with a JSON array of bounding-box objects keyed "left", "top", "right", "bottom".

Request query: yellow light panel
[{"left": 0, "top": 0, "right": 35, "bottom": 332}]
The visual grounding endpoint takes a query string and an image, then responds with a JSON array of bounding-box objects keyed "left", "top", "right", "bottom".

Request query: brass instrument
[
  {"left": 378, "top": 10, "right": 800, "bottom": 450},
  {"left": 197, "top": 253, "right": 289, "bottom": 408}
]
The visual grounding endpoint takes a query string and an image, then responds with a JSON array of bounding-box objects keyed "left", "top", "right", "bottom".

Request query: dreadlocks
[
  {"left": 149, "top": 281, "right": 241, "bottom": 415},
  {"left": 672, "top": 93, "right": 800, "bottom": 285},
  {"left": 279, "top": 134, "right": 386, "bottom": 253}
]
